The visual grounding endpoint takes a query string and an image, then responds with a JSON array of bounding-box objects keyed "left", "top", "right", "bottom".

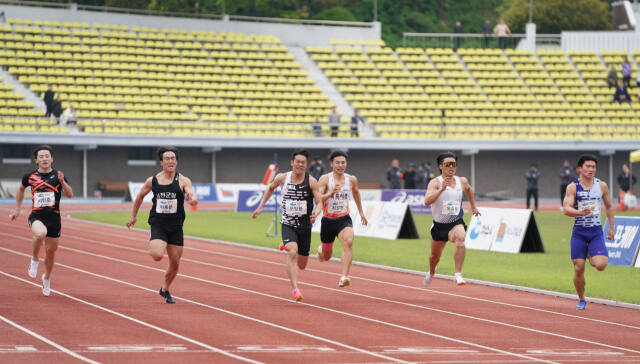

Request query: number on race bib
[
  {"left": 327, "top": 199, "right": 348, "bottom": 214},
  {"left": 444, "top": 200, "right": 460, "bottom": 215},
  {"left": 284, "top": 200, "right": 307, "bottom": 216},
  {"left": 33, "top": 192, "right": 55, "bottom": 208},
  {"left": 578, "top": 200, "right": 600, "bottom": 215},
  {"left": 156, "top": 199, "right": 178, "bottom": 214}
]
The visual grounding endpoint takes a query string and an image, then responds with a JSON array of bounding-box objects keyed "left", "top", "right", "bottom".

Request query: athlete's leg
[
  {"left": 572, "top": 258, "right": 586, "bottom": 300},
  {"left": 30, "top": 220, "right": 47, "bottom": 261},
  {"left": 163, "top": 244, "right": 183, "bottom": 291},
  {"left": 449, "top": 224, "right": 467, "bottom": 273},
  {"left": 337, "top": 226, "right": 354, "bottom": 277},
  {"left": 297, "top": 255, "right": 309, "bottom": 270},
  {"left": 318, "top": 242, "right": 333, "bottom": 262},
  {"left": 284, "top": 242, "right": 300, "bottom": 290},
  {"left": 42, "top": 237, "right": 59, "bottom": 280},
  {"left": 429, "top": 240, "right": 447, "bottom": 275},
  {"left": 149, "top": 239, "right": 167, "bottom": 261},
  {"left": 589, "top": 255, "right": 608, "bottom": 271}
]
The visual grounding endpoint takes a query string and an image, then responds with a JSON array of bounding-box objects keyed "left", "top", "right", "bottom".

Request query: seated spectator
[
  {"left": 607, "top": 65, "right": 618, "bottom": 88},
  {"left": 637, "top": 73, "right": 640, "bottom": 100},
  {"left": 622, "top": 57, "right": 632, "bottom": 88},
  {"left": 312, "top": 117, "right": 322, "bottom": 137},
  {"left": 61, "top": 105, "right": 78, "bottom": 126},
  {"left": 51, "top": 96, "right": 63, "bottom": 120},
  {"left": 614, "top": 80, "right": 631, "bottom": 103}
]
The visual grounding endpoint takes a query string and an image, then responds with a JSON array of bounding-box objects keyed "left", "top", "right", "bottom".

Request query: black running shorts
[
  {"left": 430, "top": 219, "right": 466, "bottom": 242},
  {"left": 281, "top": 224, "right": 311, "bottom": 256},
  {"left": 28, "top": 213, "right": 61, "bottom": 238},
  {"left": 320, "top": 215, "right": 353, "bottom": 243},
  {"left": 150, "top": 224, "right": 184, "bottom": 246}
]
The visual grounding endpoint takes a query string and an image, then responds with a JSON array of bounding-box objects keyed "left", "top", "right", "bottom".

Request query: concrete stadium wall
[
  {"left": 1, "top": 145, "right": 633, "bottom": 200},
  {"left": 0, "top": 4, "right": 380, "bottom": 47}
]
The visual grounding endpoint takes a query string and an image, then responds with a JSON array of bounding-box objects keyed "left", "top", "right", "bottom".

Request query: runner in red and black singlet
[
  {"left": 126, "top": 146, "right": 198, "bottom": 304},
  {"left": 9, "top": 145, "right": 73, "bottom": 297}
]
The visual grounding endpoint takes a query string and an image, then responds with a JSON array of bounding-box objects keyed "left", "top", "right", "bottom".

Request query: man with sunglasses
[{"left": 423, "top": 152, "right": 480, "bottom": 286}]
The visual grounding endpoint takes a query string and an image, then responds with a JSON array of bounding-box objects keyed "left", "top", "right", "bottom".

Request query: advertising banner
[
  {"left": 604, "top": 216, "right": 640, "bottom": 267},
  {"left": 359, "top": 189, "right": 382, "bottom": 202},
  {"left": 127, "top": 182, "right": 152, "bottom": 202},
  {"left": 381, "top": 189, "right": 431, "bottom": 214},
  {"left": 192, "top": 183, "right": 217, "bottom": 202},
  {"left": 216, "top": 183, "right": 264, "bottom": 203},
  {"left": 465, "top": 207, "right": 544, "bottom": 253},
  {"left": 235, "top": 190, "right": 282, "bottom": 213}
]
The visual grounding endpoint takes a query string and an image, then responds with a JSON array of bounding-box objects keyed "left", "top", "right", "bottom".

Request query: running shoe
[
  {"left": 338, "top": 276, "right": 351, "bottom": 287},
  {"left": 159, "top": 288, "right": 176, "bottom": 304},
  {"left": 293, "top": 289, "right": 303, "bottom": 302},
  {"left": 279, "top": 243, "right": 285, "bottom": 251},
  {"left": 576, "top": 300, "right": 587, "bottom": 310},
  {"left": 454, "top": 273, "right": 466, "bottom": 286},
  {"left": 41, "top": 274, "right": 50, "bottom": 297},
  {"left": 422, "top": 272, "right": 432, "bottom": 286},
  {"left": 317, "top": 245, "right": 324, "bottom": 262},
  {"left": 28, "top": 259, "right": 39, "bottom": 279}
]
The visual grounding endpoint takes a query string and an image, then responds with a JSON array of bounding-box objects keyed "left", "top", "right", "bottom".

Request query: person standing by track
[
  {"left": 9, "top": 145, "right": 73, "bottom": 296},
  {"left": 252, "top": 149, "right": 322, "bottom": 302},
  {"left": 126, "top": 147, "right": 198, "bottom": 304}
]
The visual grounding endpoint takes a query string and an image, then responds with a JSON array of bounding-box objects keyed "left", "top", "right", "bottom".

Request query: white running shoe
[
  {"left": 454, "top": 273, "right": 466, "bottom": 286},
  {"left": 41, "top": 274, "right": 50, "bottom": 296},
  {"left": 423, "top": 272, "right": 432, "bottom": 286},
  {"left": 317, "top": 244, "right": 324, "bottom": 262},
  {"left": 28, "top": 259, "right": 39, "bottom": 279},
  {"left": 338, "top": 276, "right": 351, "bottom": 287}
]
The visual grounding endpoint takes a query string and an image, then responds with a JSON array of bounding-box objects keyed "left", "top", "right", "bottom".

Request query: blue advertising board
[
  {"left": 381, "top": 189, "right": 431, "bottom": 214},
  {"left": 236, "top": 190, "right": 279, "bottom": 213},
  {"left": 192, "top": 183, "right": 218, "bottom": 202},
  {"left": 604, "top": 216, "right": 640, "bottom": 267}
]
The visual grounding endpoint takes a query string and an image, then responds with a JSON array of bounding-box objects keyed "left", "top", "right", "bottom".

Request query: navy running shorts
[
  {"left": 570, "top": 225, "right": 608, "bottom": 260},
  {"left": 281, "top": 224, "right": 311, "bottom": 256}
]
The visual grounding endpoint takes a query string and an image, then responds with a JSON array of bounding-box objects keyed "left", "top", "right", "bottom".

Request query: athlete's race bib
[
  {"left": 327, "top": 198, "right": 348, "bottom": 214},
  {"left": 578, "top": 200, "right": 600, "bottom": 215},
  {"left": 444, "top": 200, "right": 460, "bottom": 215},
  {"left": 283, "top": 200, "right": 307, "bottom": 216},
  {"left": 33, "top": 192, "right": 55, "bottom": 208},
  {"left": 156, "top": 199, "right": 178, "bottom": 214}
]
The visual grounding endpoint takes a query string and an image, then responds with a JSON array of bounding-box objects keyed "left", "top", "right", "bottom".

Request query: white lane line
[
  {"left": 0, "top": 271, "right": 262, "bottom": 364},
  {"left": 0, "top": 241, "right": 558, "bottom": 364},
  {"left": 16, "top": 228, "right": 639, "bottom": 357},
  {"left": 0, "top": 248, "right": 409, "bottom": 364},
  {"left": 0, "top": 314, "right": 101, "bottom": 364},
  {"left": 57, "top": 219, "right": 640, "bottom": 330}
]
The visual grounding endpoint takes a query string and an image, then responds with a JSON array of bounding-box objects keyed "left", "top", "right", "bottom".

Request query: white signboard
[
  {"left": 358, "top": 189, "right": 382, "bottom": 202},
  {"left": 128, "top": 182, "right": 153, "bottom": 202},
  {"left": 216, "top": 183, "right": 264, "bottom": 203},
  {"left": 465, "top": 207, "right": 540, "bottom": 254}
]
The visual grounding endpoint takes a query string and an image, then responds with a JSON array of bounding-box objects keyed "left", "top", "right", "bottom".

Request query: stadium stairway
[{"left": 0, "top": 66, "right": 44, "bottom": 111}]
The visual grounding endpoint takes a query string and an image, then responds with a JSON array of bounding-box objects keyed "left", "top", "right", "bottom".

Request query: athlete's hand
[
  {"left": 438, "top": 180, "right": 448, "bottom": 192},
  {"left": 360, "top": 215, "right": 368, "bottom": 226},
  {"left": 471, "top": 207, "right": 481, "bottom": 216},
  {"left": 310, "top": 211, "right": 317, "bottom": 225},
  {"left": 57, "top": 170, "right": 65, "bottom": 183},
  {"left": 581, "top": 206, "right": 592, "bottom": 216},
  {"left": 9, "top": 209, "right": 20, "bottom": 221},
  {"left": 185, "top": 192, "right": 198, "bottom": 206},
  {"left": 126, "top": 216, "right": 137, "bottom": 229},
  {"left": 252, "top": 207, "right": 262, "bottom": 219},
  {"left": 607, "top": 226, "right": 614, "bottom": 240},
  {"left": 331, "top": 184, "right": 342, "bottom": 195}
]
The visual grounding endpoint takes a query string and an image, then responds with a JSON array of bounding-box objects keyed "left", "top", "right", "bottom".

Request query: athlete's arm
[
  {"left": 424, "top": 178, "right": 445, "bottom": 206},
  {"left": 180, "top": 174, "right": 198, "bottom": 206},
  {"left": 562, "top": 183, "right": 589, "bottom": 217},
  {"left": 252, "top": 173, "right": 285, "bottom": 219},
  {"left": 57, "top": 170, "right": 73, "bottom": 198},
  {"left": 318, "top": 174, "right": 340, "bottom": 203},
  {"left": 460, "top": 177, "right": 480, "bottom": 216},
  {"left": 350, "top": 175, "right": 368, "bottom": 225},
  {"left": 8, "top": 185, "right": 26, "bottom": 221},
  {"left": 312, "top": 174, "right": 327, "bottom": 218},
  {"left": 309, "top": 176, "right": 322, "bottom": 225},
  {"left": 126, "top": 176, "right": 152, "bottom": 229},
  {"left": 600, "top": 181, "right": 615, "bottom": 240}
]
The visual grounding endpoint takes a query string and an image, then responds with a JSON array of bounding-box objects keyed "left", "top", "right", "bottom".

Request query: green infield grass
[{"left": 73, "top": 210, "right": 640, "bottom": 304}]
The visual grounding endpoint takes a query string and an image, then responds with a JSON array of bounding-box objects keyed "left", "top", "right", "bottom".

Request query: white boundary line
[
  {"left": 56, "top": 220, "right": 640, "bottom": 329},
  {"left": 0, "top": 271, "right": 262, "bottom": 364},
  {"left": 18, "top": 229, "right": 640, "bottom": 357},
  {"left": 0, "top": 238, "right": 558, "bottom": 364},
  {"left": 0, "top": 314, "right": 100, "bottom": 364}
]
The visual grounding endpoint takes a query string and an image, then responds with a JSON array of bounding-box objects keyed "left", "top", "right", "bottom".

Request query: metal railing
[{"left": 402, "top": 32, "right": 560, "bottom": 50}]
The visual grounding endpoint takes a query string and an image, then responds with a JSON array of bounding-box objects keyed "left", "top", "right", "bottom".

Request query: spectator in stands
[
  {"left": 424, "top": 162, "right": 435, "bottom": 185},
  {"left": 493, "top": 19, "right": 511, "bottom": 50},
  {"left": 386, "top": 159, "right": 403, "bottom": 189},
  {"left": 415, "top": 163, "right": 428, "bottom": 190},
  {"left": 525, "top": 163, "right": 540, "bottom": 211},
  {"left": 607, "top": 65, "right": 618, "bottom": 88},
  {"left": 404, "top": 163, "right": 416, "bottom": 189},
  {"left": 622, "top": 56, "right": 632, "bottom": 89},
  {"left": 43, "top": 84, "right": 54, "bottom": 118},
  {"left": 453, "top": 21, "right": 463, "bottom": 51},
  {"left": 51, "top": 96, "right": 62, "bottom": 120},
  {"left": 308, "top": 158, "right": 324, "bottom": 181},
  {"left": 614, "top": 80, "right": 631, "bottom": 103},
  {"left": 61, "top": 105, "right": 77, "bottom": 126},
  {"left": 0, "top": 11, "right": 6, "bottom": 23},
  {"left": 558, "top": 160, "right": 574, "bottom": 207},
  {"left": 350, "top": 109, "right": 365, "bottom": 137},
  {"left": 637, "top": 73, "right": 640, "bottom": 99},
  {"left": 482, "top": 20, "right": 492, "bottom": 48},
  {"left": 312, "top": 117, "right": 323, "bottom": 137},
  {"left": 328, "top": 106, "right": 340, "bottom": 137},
  {"left": 617, "top": 163, "right": 636, "bottom": 205}
]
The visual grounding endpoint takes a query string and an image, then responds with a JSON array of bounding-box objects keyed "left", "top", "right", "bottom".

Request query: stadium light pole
[{"left": 529, "top": 0, "right": 533, "bottom": 23}]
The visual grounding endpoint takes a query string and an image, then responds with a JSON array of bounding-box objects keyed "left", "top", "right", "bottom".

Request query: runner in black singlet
[
  {"left": 10, "top": 145, "right": 73, "bottom": 297},
  {"left": 127, "top": 147, "right": 198, "bottom": 304},
  {"left": 252, "top": 149, "right": 321, "bottom": 302}
]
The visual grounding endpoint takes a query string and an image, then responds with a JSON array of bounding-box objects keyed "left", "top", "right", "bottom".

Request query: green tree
[
  {"left": 312, "top": 6, "right": 356, "bottom": 21},
  {"left": 500, "top": 0, "right": 611, "bottom": 33},
  {"left": 105, "top": 0, "right": 150, "bottom": 9}
]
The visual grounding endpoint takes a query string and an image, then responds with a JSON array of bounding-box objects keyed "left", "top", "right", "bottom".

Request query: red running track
[{"left": 0, "top": 205, "right": 639, "bottom": 363}]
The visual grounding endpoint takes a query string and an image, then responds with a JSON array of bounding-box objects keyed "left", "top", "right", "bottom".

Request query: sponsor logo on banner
[
  {"left": 128, "top": 182, "right": 153, "bottom": 202},
  {"left": 358, "top": 189, "right": 382, "bottom": 201},
  {"left": 236, "top": 190, "right": 283, "bottom": 213},
  {"left": 465, "top": 207, "right": 531, "bottom": 253},
  {"left": 604, "top": 216, "right": 640, "bottom": 267},
  {"left": 216, "top": 183, "right": 264, "bottom": 203},
  {"left": 192, "top": 183, "right": 217, "bottom": 201},
  {"left": 381, "top": 189, "right": 431, "bottom": 214}
]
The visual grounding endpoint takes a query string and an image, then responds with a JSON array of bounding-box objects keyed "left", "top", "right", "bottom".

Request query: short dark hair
[
  {"left": 577, "top": 154, "right": 598, "bottom": 167},
  {"left": 291, "top": 149, "right": 308, "bottom": 160},
  {"left": 436, "top": 152, "right": 457, "bottom": 166},
  {"left": 329, "top": 150, "right": 347, "bottom": 162},
  {"left": 33, "top": 145, "right": 53, "bottom": 159},
  {"left": 157, "top": 146, "right": 179, "bottom": 161},
  {"left": 530, "top": 163, "right": 537, "bottom": 167}
]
